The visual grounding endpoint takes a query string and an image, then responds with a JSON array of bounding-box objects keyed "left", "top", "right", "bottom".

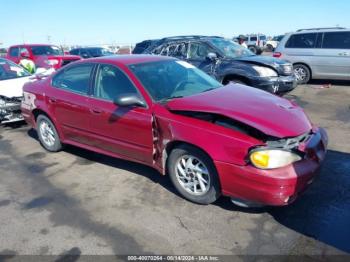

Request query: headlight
[
  {"left": 250, "top": 149, "right": 301, "bottom": 169},
  {"left": 282, "top": 64, "right": 293, "bottom": 74},
  {"left": 252, "top": 66, "right": 278, "bottom": 77},
  {"left": 44, "top": 59, "right": 59, "bottom": 66}
]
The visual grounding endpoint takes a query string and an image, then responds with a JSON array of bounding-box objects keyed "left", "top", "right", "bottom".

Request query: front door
[
  {"left": 186, "top": 42, "right": 217, "bottom": 77},
  {"left": 87, "top": 63, "right": 153, "bottom": 164}
]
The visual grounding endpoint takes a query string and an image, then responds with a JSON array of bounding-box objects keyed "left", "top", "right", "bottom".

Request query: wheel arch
[
  {"left": 31, "top": 108, "right": 65, "bottom": 141},
  {"left": 293, "top": 62, "right": 313, "bottom": 79},
  {"left": 222, "top": 74, "right": 251, "bottom": 85},
  {"left": 162, "top": 140, "right": 219, "bottom": 180}
]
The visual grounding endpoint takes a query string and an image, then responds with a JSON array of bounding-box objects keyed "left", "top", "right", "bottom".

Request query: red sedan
[{"left": 21, "top": 55, "right": 328, "bottom": 207}]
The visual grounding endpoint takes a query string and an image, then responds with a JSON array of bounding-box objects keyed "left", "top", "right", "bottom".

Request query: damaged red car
[{"left": 21, "top": 55, "right": 328, "bottom": 207}]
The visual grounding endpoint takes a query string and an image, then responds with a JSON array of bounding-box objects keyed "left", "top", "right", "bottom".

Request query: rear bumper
[
  {"left": 215, "top": 128, "right": 328, "bottom": 206},
  {"left": 252, "top": 75, "right": 297, "bottom": 94}
]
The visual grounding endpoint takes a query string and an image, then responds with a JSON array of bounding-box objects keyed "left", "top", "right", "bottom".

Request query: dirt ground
[{"left": 0, "top": 82, "right": 349, "bottom": 259}]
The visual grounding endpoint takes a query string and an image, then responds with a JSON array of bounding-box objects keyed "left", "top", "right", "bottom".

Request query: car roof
[
  {"left": 74, "top": 55, "right": 176, "bottom": 65},
  {"left": 9, "top": 44, "right": 59, "bottom": 48},
  {"left": 292, "top": 27, "right": 349, "bottom": 34}
]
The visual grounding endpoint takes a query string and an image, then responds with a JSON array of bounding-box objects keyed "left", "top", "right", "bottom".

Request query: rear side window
[
  {"left": 285, "top": 33, "right": 317, "bottom": 48},
  {"left": 322, "top": 32, "right": 350, "bottom": 49},
  {"left": 250, "top": 36, "right": 257, "bottom": 41},
  {"left": 52, "top": 64, "right": 94, "bottom": 95},
  {"left": 9, "top": 47, "right": 19, "bottom": 57}
]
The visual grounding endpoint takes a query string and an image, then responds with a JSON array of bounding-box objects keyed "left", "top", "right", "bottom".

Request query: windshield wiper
[
  {"left": 159, "top": 95, "right": 184, "bottom": 103},
  {"left": 201, "top": 87, "right": 217, "bottom": 93}
]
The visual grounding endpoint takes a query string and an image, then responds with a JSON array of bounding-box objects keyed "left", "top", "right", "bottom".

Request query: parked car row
[{"left": 133, "top": 35, "right": 297, "bottom": 94}]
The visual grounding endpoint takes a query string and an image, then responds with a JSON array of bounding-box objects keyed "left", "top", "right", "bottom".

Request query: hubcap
[
  {"left": 294, "top": 67, "right": 307, "bottom": 82},
  {"left": 175, "top": 155, "right": 210, "bottom": 196},
  {"left": 39, "top": 120, "right": 55, "bottom": 147}
]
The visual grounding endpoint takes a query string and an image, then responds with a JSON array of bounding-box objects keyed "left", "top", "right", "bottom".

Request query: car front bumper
[
  {"left": 215, "top": 127, "right": 328, "bottom": 206},
  {"left": 0, "top": 98, "right": 24, "bottom": 124},
  {"left": 253, "top": 74, "right": 298, "bottom": 94}
]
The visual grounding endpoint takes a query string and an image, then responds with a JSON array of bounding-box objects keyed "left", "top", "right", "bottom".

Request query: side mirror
[
  {"left": 206, "top": 52, "right": 218, "bottom": 61},
  {"left": 113, "top": 94, "right": 146, "bottom": 107}
]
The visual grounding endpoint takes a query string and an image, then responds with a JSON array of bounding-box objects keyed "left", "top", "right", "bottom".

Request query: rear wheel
[
  {"left": 167, "top": 145, "right": 221, "bottom": 204},
  {"left": 266, "top": 44, "right": 274, "bottom": 52},
  {"left": 293, "top": 64, "right": 311, "bottom": 84},
  {"left": 36, "top": 115, "right": 62, "bottom": 152},
  {"left": 248, "top": 46, "right": 257, "bottom": 54}
]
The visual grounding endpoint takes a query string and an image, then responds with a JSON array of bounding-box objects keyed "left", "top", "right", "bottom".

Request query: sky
[{"left": 1, "top": 0, "right": 349, "bottom": 47}]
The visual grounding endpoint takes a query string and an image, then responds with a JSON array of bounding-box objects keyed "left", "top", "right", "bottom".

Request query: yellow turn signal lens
[
  {"left": 250, "top": 151, "right": 270, "bottom": 168},
  {"left": 249, "top": 149, "right": 302, "bottom": 169}
]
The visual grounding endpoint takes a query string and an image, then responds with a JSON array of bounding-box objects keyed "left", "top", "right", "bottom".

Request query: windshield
[
  {"left": 0, "top": 59, "right": 31, "bottom": 80},
  {"left": 273, "top": 35, "right": 284, "bottom": 41},
  {"left": 129, "top": 60, "right": 222, "bottom": 102},
  {"left": 30, "top": 45, "right": 63, "bottom": 56},
  {"left": 208, "top": 38, "right": 254, "bottom": 58},
  {"left": 88, "top": 48, "right": 114, "bottom": 57}
]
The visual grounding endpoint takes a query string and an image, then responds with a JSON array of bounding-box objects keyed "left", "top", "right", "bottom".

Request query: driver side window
[
  {"left": 188, "top": 43, "right": 213, "bottom": 60},
  {"left": 93, "top": 64, "right": 139, "bottom": 102}
]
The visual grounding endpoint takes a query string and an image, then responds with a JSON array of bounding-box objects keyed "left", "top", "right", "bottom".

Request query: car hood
[
  {"left": 165, "top": 84, "right": 311, "bottom": 138},
  {"left": 49, "top": 55, "right": 81, "bottom": 60},
  {"left": 233, "top": 55, "right": 292, "bottom": 75},
  {"left": 0, "top": 76, "right": 33, "bottom": 98}
]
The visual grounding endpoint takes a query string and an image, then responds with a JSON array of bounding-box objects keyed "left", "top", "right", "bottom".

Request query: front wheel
[
  {"left": 167, "top": 145, "right": 221, "bottom": 204},
  {"left": 293, "top": 64, "right": 311, "bottom": 84},
  {"left": 36, "top": 115, "right": 62, "bottom": 152}
]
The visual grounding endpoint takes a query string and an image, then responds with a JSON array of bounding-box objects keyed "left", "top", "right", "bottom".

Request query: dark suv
[{"left": 133, "top": 36, "right": 297, "bottom": 94}]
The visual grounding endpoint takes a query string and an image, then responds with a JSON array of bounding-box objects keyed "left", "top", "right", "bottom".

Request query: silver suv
[{"left": 274, "top": 27, "right": 350, "bottom": 83}]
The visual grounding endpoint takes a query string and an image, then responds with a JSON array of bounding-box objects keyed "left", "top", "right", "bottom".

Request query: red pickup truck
[{"left": 6, "top": 44, "right": 80, "bottom": 70}]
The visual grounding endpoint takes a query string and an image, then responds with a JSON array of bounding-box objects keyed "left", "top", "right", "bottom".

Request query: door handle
[
  {"left": 48, "top": 97, "right": 57, "bottom": 103},
  {"left": 90, "top": 108, "right": 103, "bottom": 114},
  {"left": 339, "top": 52, "right": 350, "bottom": 56}
]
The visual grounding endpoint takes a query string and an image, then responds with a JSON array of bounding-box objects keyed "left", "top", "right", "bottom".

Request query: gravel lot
[{"left": 0, "top": 82, "right": 349, "bottom": 259}]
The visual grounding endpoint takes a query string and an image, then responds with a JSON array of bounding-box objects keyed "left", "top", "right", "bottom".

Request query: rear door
[
  {"left": 87, "top": 63, "right": 153, "bottom": 164},
  {"left": 317, "top": 31, "right": 350, "bottom": 80},
  {"left": 48, "top": 63, "right": 95, "bottom": 144}
]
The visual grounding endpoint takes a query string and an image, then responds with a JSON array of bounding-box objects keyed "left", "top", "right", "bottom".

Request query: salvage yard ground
[{"left": 0, "top": 82, "right": 349, "bottom": 257}]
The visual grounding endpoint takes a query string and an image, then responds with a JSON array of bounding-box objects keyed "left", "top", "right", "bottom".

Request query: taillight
[{"left": 273, "top": 52, "right": 282, "bottom": 58}]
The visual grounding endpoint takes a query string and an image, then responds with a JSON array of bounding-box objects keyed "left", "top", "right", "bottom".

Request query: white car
[
  {"left": 0, "top": 58, "right": 34, "bottom": 124},
  {"left": 265, "top": 35, "right": 285, "bottom": 52}
]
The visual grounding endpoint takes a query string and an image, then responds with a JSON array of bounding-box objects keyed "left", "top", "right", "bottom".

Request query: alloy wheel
[{"left": 175, "top": 155, "right": 211, "bottom": 196}]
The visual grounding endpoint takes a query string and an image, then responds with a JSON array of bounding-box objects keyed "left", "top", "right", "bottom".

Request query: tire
[
  {"left": 293, "top": 64, "right": 311, "bottom": 84},
  {"left": 266, "top": 44, "right": 274, "bottom": 52},
  {"left": 225, "top": 78, "right": 248, "bottom": 86},
  {"left": 167, "top": 144, "right": 221, "bottom": 204},
  {"left": 248, "top": 46, "right": 257, "bottom": 54},
  {"left": 36, "top": 115, "right": 62, "bottom": 152}
]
